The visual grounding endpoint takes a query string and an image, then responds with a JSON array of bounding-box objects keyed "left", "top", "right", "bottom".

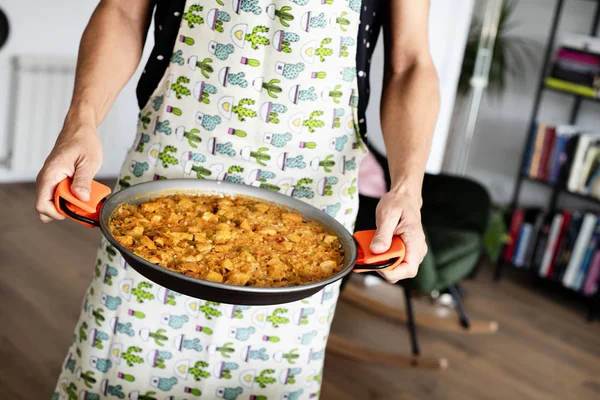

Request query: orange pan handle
[
  {"left": 54, "top": 178, "right": 112, "bottom": 228},
  {"left": 353, "top": 230, "right": 406, "bottom": 273}
]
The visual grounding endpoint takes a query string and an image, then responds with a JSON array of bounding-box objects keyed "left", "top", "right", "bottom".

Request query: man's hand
[
  {"left": 35, "top": 122, "right": 103, "bottom": 223},
  {"left": 370, "top": 191, "right": 427, "bottom": 283}
]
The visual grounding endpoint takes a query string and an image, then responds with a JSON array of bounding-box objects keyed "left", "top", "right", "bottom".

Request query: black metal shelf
[
  {"left": 523, "top": 175, "right": 600, "bottom": 207},
  {"left": 495, "top": 0, "right": 600, "bottom": 322}
]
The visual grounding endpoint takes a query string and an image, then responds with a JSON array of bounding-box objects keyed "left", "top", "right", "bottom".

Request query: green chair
[{"left": 339, "top": 145, "right": 497, "bottom": 367}]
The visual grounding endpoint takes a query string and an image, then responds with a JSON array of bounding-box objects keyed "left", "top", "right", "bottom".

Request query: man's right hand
[{"left": 35, "top": 123, "right": 103, "bottom": 223}]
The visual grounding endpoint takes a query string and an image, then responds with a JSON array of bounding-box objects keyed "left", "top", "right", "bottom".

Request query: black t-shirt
[
  {"left": 136, "top": 0, "right": 185, "bottom": 109},
  {"left": 355, "top": 0, "right": 387, "bottom": 139},
  {"left": 137, "top": 0, "right": 387, "bottom": 141}
]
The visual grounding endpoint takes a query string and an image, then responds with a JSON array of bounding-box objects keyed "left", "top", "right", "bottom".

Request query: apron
[{"left": 53, "top": 0, "right": 367, "bottom": 398}]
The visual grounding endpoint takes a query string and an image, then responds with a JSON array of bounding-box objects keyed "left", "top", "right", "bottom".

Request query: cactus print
[
  {"left": 285, "top": 155, "right": 306, "bottom": 169},
  {"left": 240, "top": 0, "right": 262, "bottom": 15},
  {"left": 280, "top": 62, "right": 305, "bottom": 79},
  {"left": 200, "top": 114, "right": 222, "bottom": 131},
  {"left": 298, "top": 87, "right": 317, "bottom": 101},
  {"left": 55, "top": 0, "right": 368, "bottom": 398},
  {"left": 227, "top": 71, "right": 248, "bottom": 87},
  {"left": 214, "top": 43, "right": 235, "bottom": 60},
  {"left": 267, "top": 132, "right": 292, "bottom": 147},
  {"left": 310, "top": 12, "right": 327, "bottom": 28}
]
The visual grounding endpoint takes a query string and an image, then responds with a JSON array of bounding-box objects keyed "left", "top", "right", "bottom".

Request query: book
[
  {"left": 538, "top": 125, "right": 557, "bottom": 180},
  {"left": 558, "top": 32, "right": 600, "bottom": 54},
  {"left": 504, "top": 209, "right": 525, "bottom": 263},
  {"left": 577, "top": 145, "right": 600, "bottom": 193},
  {"left": 534, "top": 216, "right": 552, "bottom": 272},
  {"left": 529, "top": 123, "right": 548, "bottom": 178},
  {"left": 524, "top": 210, "right": 547, "bottom": 268},
  {"left": 514, "top": 223, "right": 533, "bottom": 267},
  {"left": 557, "top": 134, "right": 581, "bottom": 188},
  {"left": 583, "top": 250, "right": 600, "bottom": 296},
  {"left": 562, "top": 213, "right": 598, "bottom": 286},
  {"left": 546, "top": 210, "right": 572, "bottom": 278},
  {"left": 554, "top": 211, "right": 583, "bottom": 281},
  {"left": 551, "top": 48, "right": 600, "bottom": 87},
  {"left": 522, "top": 122, "right": 538, "bottom": 176},
  {"left": 545, "top": 77, "right": 597, "bottom": 98},
  {"left": 567, "top": 133, "right": 600, "bottom": 192},
  {"left": 539, "top": 213, "right": 565, "bottom": 277},
  {"left": 573, "top": 219, "right": 600, "bottom": 290},
  {"left": 549, "top": 126, "right": 579, "bottom": 183}
]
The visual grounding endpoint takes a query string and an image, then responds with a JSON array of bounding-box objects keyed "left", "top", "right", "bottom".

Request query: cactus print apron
[{"left": 53, "top": 0, "right": 367, "bottom": 399}]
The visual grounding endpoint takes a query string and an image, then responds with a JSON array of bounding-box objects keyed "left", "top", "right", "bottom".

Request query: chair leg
[
  {"left": 404, "top": 287, "right": 420, "bottom": 357},
  {"left": 340, "top": 281, "right": 498, "bottom": 334},
  {"left": 448, "top": 284, "right": 470, "bottom": 329}
]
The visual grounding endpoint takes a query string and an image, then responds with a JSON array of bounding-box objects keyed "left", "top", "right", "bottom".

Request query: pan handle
[
  {"left": 352, "top": 230, "right": 406, "bottom": 273},
  {"left": 54, "top": 178, "right": 112, "bottom": 228}
]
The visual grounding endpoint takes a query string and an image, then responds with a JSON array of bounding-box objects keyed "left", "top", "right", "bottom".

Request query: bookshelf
[{"left": 495, "top": 0, "right": 600, "bottom": 322}]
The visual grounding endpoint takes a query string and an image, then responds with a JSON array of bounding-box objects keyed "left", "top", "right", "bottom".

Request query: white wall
[
  {"left": 365, "top": 0, "right": 475, "bottom": 174},
  {"left": 0, "top": 0, "right": 153, "bottom": 182},
  {"left": 457, "top": 0, "right": 600, "bottom": 206}
]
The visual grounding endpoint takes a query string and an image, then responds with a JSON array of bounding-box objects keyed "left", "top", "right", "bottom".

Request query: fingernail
[
  {"left": 75, "top": 188, "right": 90, "bottom": 201},
  {"left": 370, "top": 243, "right": 386, "bottom": 253}
]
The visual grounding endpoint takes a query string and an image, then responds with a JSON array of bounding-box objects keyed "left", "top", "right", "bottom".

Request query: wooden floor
[{"left": 1, "top": 181, "right": 599, "bottom": 400}]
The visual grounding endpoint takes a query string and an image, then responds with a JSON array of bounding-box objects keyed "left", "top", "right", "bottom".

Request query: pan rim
[{"left": 99, "top": 179, "right": 358, "bottom": 296}]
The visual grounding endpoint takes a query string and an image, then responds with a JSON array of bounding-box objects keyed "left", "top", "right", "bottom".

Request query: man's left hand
[{"left": 369, "top": 191, "right": 427, "bottom": 283}]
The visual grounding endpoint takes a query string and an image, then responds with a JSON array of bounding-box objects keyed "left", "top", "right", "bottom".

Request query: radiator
[
  {"left": 5, "top": 55, "right": 77, "bottom": 175},
  {"left": 3, "top": 55, "right": 124, "bottom": 180}
]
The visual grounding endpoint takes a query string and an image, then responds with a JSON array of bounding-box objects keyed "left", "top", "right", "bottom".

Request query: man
[{"left": 36, "top": 1, "right": 439, "bottom": 397}]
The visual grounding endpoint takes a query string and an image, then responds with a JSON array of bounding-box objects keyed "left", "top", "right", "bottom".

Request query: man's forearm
[
  {"left": 380, "top": 61, "right": 440, "bottom": 201},
  {"left": 66, "top": 0, "right": 151, "bottom": 130}
]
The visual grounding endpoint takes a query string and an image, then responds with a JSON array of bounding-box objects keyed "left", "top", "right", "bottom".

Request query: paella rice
[{"left": 108, "top": 193, "right": 344, "bottom": 287}]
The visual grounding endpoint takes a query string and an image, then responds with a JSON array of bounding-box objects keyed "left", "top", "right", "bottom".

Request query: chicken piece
[
  {"left": 195, "top": 242, "right": 212, "bottom": 253},
  {"left": 168, "top": 212, "right": 183, "bottom": 223},
  {"left": 154, "top": 237, "right": 165, "bottom": 247},
  {"left": 213, "top": 229, "right": 232, "bottom": 243},
  {"left": 267, "top": 258, "right": 287, "bottom": 281},
  {"left": 282, "top": 213, "right": 303, "bottom": 223},
  {"left": 282, "top": 241, "right": 293, "bottom": 251},
  {"left": 213, "top": 244, "right": 232, "bottom": 253},
  {"left": 226, "top": 272, "right": 250, "bottom": 286},
  {"left": 168, "top": 232, "right": 194, "bottom": 241},
  {"left": 202, "top": 212, "right": 218, "bottom": 222},
  {"left": 240, "top": 220, "right": 251, "bottom": 230},
  {"left": 323, "top": 235, "right": 338, "bottom": 244},
  {"left": 320, "top": 260, "right": 337, "bottom": 275},
  {"left": 190, "top": 233, "right": 203, "bottom": 242},
  {"left": 255, "top": 203, "right": 270, "bottom": 213},
  {"left": 218, "top": 198, "right": 234, "bottom": 207},
  {"left": 222, "top": 259, "right": 233, "bottom": 271},
  {"left": 217, "top": 209, "right": 235, "bottom": 220},
  {"left": 216, "top": 223, "right": 231, "bottom": 231},
  {"left": 115, "top": 235, "right": 134, "bottom": 247},
  {"left": 140, "top": 235, "right": 156, "bottom": 250},
  {"left": 141, "top": 202, "right": 162, "bottom": 213},
  {"left": 286, "top": 233, "right": 302, "bottom": 243},
  {"left": 127, "top": 226, "right": 144, "bottom": 238},
  {"left": 258, "top": 228, "right": 277, "bottom": 236},
  {"left": 205, "top": 270, "right": 224, "bottom": 283},
  {"left": 151, "top": 215, "right": 162, "bottom": 223},
  {"left": 177, "top": 198, "right": 194, "bottom": 209}
]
